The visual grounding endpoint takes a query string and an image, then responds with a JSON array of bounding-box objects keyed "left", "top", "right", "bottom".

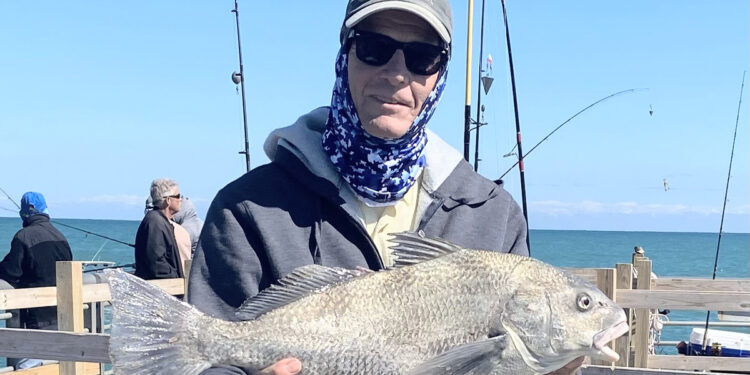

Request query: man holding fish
[{"left": 180, "top": 0, "right": 597, "bottom": 374}]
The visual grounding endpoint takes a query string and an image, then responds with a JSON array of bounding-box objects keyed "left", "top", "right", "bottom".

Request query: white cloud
[{"left": 531, "top": 200, "right": 749, "bottom": 216}]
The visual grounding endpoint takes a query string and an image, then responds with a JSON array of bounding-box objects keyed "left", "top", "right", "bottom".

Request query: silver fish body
[{"left": 106, "top": 233, "right": 628, "bottom": 375}]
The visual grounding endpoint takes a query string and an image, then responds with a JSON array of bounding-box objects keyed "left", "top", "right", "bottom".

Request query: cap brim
[{"left": 345, "top": 2, "right": 451, "bottom": 44}]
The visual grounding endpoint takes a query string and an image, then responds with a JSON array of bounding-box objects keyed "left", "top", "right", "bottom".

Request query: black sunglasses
[
  {"left": 165, "top": 193, "right": 182, "bottom": 199},
  {"left": 349, "top": 30, "right": 448, "bottom": 76}
]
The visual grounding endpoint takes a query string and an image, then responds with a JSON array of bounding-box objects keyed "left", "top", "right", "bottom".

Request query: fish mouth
[{"left": 591, "top": 319, "right": 629, "bottom": 362}]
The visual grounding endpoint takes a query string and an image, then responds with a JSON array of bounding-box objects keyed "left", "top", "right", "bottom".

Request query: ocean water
[{"left": 0, "top": 217, "right": 748, "bottom": 363}]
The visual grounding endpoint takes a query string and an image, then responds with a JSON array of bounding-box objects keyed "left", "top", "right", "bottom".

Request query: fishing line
[
  {"left": 0, "top": 187, "right": 135, "bottom": 248},
  {"left": 700, "top": 71, "right": 746, "bottom": 353},
  {"left": 499, "top": 88, "right": 647, "bottom": 179},
  {"left": 90, "top": 240, "right": 110, "bottom": 262},
  {"left": 52, "top": 221, "right": 135, "bottom": 248}
]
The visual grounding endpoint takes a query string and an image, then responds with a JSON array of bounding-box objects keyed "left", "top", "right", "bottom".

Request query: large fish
[{"left": 106, "top": 232, "right": 628, "bottom": 374}]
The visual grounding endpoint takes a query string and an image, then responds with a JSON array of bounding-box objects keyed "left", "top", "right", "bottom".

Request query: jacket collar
[{"left": 22, "top": 213, "right": 50, "bottom": 228}]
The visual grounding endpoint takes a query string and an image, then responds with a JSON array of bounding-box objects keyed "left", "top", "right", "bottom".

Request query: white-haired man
[{"left": 134, "top": 178, "right": 184, "bottom": 280}]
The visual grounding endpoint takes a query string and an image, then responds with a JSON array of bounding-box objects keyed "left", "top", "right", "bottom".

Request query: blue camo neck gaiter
[{"left": 322, "top": 45, "right": 448, "bottom": 206}]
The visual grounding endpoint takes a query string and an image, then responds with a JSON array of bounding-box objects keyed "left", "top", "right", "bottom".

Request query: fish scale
[{"left": 106, "top": 233, "right": 628, "bottom": 374}]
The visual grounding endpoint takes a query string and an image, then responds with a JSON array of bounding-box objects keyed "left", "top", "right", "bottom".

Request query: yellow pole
[{"left": 463, "top": 0, "right": 474, "bottom": 161}]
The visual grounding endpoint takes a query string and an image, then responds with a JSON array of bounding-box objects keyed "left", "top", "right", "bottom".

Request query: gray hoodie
[
  {"left": 189, "top": 107, "right": 528, "bottom": 374},
  {"left": 173, "top": 197, "right": 203, "bottom": 254}
]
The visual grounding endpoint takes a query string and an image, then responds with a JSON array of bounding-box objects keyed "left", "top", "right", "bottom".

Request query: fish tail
[{"left": 105, "top": 269, "right": 212, "bottom": 375}]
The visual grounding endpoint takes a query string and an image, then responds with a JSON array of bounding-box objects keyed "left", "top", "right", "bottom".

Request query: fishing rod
[
  {"left": 472, "top": 0, "right": 488, "bottom": 172},
  {"left": 700, "top": 71, "right": 746, "bottom": 353},
  {"left": 500, "top": 0, "right": 530, "bottom": 252},
  {"left": 499, "top": 88, "right": 646, "bottom": 179},
  {"left": 83, "top": 263, "right": 135, "bottom": 273},
  {"left": 0, "top": 187, "right": 21, "bottom": 210},
  {"left": 0, "top": 187, "right": 135, "bottom": 248},
  {"left": 231, "top": 0, "right": 251, "bottom": 173}
]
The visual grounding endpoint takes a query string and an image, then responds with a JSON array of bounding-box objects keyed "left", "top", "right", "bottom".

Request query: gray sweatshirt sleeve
[
  {"left": 188, "top": 192, "right": 264, "bottom": 321},
  {"left": 504, "top": 195, "right": 529, "bottom": 257},
  {"left": 189, "top": 193, "right": 266, "bottom": 374}
]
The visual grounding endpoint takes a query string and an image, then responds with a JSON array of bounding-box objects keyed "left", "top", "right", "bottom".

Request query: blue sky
[{"left": 1, "top": 1, "right": 748, "bottom": 233}]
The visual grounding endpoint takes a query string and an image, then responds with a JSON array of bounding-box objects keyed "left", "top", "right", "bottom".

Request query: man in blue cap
[{"left": 0, "top": 192, "right": 72, "bottom": 369}]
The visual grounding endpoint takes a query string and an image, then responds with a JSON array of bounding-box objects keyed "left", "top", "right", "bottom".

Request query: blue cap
[{"left": 20, "top": 191, "right": 49, "bottom": 219}]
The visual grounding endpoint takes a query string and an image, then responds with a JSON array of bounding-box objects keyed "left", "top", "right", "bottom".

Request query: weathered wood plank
[
  {"left": 615, "top": 263, "right": 633, "bottom": 367},
  {"left": 57, "top": 262, "right": 86, "bottom": 375},
  {"left": 648, "top": 354, "right": 750, "bottom": 372},
  {"left": 183, "top": 259, "right": 192, "bottom": 301},
  {"left": 564, "top": 268, "right": 600, "bottom": 284},
  {"left": 617, "top": 290, "right": 750, "bottom": 311},
  {"left": 633, "top": 256, "right": 652, "bottom": 369},
  {"left": 718, "top": 311, "right": 750, "bottom": 321},
  {"left": 0, "top": 279, "right": 185, "bottom": 310},
  {"left": 80, "top": 278, "right": 185, "bottom": 303},
  {"left": 10, "top": 362, "right": 101, "bottom": 375},
  {"left": 653, "top": 278, "right": 750, "bottom": 292},
  {"left": 0, "top": 328, "right": 110, "bottom": 362},
  {"left": 591, "top": 268, "right": 617, "bottom": 367},
  {"left": 0, "top": 287, "right": 57, "bottom": 310}
]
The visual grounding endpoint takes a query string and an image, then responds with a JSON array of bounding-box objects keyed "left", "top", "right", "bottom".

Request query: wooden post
[
  {"left": 615, "top": 263, "right": 634, "bottom": 367},
  {"left": 56, "top": 261, "right": 86, "bottom": 375},
  {"left": 633, "top": 254, "right": 652, "bottom": 369},
  {"left": 183, "top": 259, "right": 192, "bottom": 301},
  {"left": 592, "top": 268, "right": 618, "bottom": 366}
]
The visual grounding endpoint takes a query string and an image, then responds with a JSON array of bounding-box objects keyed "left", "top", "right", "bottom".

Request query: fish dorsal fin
[
  {"left": 407, "top": 335, "right": 508, "bottom": 375},
  {"left": 390, "top": 231, "right": 464, "bottom": 269},
  {"left": 235, "top": 264, "right": 372, "bottom": 320}
]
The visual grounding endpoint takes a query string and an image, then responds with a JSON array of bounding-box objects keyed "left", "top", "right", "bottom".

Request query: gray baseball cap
[{"left": 340, "top": 0, "right": 453, "bottom": 44}]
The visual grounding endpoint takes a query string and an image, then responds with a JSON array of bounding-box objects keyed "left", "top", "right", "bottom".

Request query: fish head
[{"left": 499, "top": 260, "right": 628, "bottom": 373}]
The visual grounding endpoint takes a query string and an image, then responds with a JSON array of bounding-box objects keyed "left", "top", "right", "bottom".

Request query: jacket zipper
[{"left": 337, "top": 206, "right": 385, "bottom": 270}]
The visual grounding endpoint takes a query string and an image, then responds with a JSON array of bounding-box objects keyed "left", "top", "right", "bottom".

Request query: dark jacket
[
  {"left": 134, "top": 210, "right": 183, "bottom": 279},
  {"left": 189, "top": 109, "right": 528, "bottom": 374},
  {"left": 0, "top": 214, "right": 73, "bottom": 329}
]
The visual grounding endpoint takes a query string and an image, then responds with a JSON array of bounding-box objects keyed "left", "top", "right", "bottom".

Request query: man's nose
[{"left": 379, "top": 49, "right": 409, "bottom": 85}]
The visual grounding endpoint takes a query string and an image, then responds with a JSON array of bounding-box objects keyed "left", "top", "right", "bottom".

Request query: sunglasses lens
[
  {"left": 404, "top": 45, "right": 444, "bottom": 75},
  {"left": 355, "top": 33, "right": 396, "bottom": 66}
]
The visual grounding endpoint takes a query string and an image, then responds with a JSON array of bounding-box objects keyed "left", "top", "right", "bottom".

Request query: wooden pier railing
[
  {"left": 0, "top": 261, "right": 189, "bottom": 375},
  {"left": 1, "top": 257, "right": 748, "bottom": 375}
]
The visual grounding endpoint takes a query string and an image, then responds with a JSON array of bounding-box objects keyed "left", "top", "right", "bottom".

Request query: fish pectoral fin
[
  {"left": 407, "top": 335, "right": 508, "bottom": 375},
  {"left": 235, "top": 264, "right": 372, "bottom": 320}
]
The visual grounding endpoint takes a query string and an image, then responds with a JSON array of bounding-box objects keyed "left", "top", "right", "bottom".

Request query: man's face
[
  {"left": 347, "top": 10, "right": 442, "bottom": 139},
  {"left": 165, "top": 190, "right": 182, "bottom": 214}
]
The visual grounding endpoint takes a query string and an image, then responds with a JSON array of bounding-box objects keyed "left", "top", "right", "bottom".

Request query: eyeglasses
[
  {"left": 349, "top": 30, "right": 448, "bottom": 76},
  {"left": 164, "top": 193, "right": 182, "bottom": 200}
]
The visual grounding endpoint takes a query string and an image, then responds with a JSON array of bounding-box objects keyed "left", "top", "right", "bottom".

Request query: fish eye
[{"left": 576, "top": 293, "right": 593, "bottom": 311}]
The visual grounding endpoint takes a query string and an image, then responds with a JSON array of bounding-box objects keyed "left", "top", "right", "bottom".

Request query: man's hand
[
  {"left": 258, "top": 357, "right": 302, "bottom": 375},
  {"left": 546, "top": 356, "right": 585, "bottom": 375}
]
